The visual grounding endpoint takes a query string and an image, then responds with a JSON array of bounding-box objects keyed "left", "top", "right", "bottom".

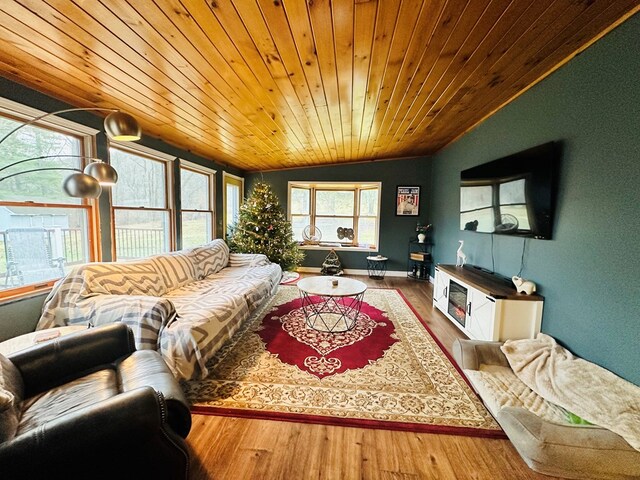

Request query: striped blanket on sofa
[{"left": 36, "top": 239, "right": 282, "bottom": 380}]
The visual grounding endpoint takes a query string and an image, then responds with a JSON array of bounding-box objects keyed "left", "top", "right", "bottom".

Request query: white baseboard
[{"left": 296, "top": 266, "right": 433, "bottom": 282}]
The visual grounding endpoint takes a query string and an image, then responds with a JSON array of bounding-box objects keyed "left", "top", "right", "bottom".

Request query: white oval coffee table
[{"left": 297, "top": 276, "right": 367, "bottom": 333}]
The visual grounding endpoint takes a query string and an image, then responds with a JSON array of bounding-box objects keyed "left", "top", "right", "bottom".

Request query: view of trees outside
[
  {"left": 110, "top": 148, "right": 166, "bottom": 208},
  {"left": 1, "top": 116, "right": 89, "bottom": 287},
  {"left": 181, "top": 212, "right": 211, "bottom": 248},
  {"left": 0, "top": 117, "right": 83, "bottom": 204},
  {"left": 225, "top": 180, "right": 242, "bottom": 236},
  {"left": 315, "top": 190, "right": 355, "bottom": 243},
  {"left": 180, "top": 167, "right": 213, "bottom": 248},
  {"left": 110, "top": 148, "right": 170, "bottom": 259},
  {"left": 289, "top": 187, "right": 310, "bottom": 241},
  {"left": 181, "top": 168, "right": 209, "bottom": 209},
  {"left": 358, "top": 189, "right": 379, "bottom": 245}
]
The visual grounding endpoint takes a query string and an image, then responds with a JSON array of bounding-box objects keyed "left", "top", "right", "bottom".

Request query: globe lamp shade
[
  {"left": 84, "top": 161, "right": 118, "bottom": 185},
  {"left": 63, "top": 172, "right": 102, "bottom": 198},
  {"left": 104, "top": 111, "right": 141, "bottom": 141}
]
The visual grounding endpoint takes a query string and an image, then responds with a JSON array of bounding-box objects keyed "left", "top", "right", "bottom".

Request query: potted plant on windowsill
[{"left": 416, "top": 222, "right": 432, "bottom": 243}]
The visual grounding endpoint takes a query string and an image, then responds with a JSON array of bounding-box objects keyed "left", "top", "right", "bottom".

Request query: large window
[
  {"left": 288, "top": 182, "right": 381, "bottom": 250},
  {"left": 110, "top": 145, "right": 173, "bottom": 260},
  {"left": 180, "top": 162, "right": 215, "bottom": 248},
  {"left": 0, "top": 102, "right": 98, "bottom": 296},
  {"left": 223, "top": 172, "right": 243, "bottom": 238}
]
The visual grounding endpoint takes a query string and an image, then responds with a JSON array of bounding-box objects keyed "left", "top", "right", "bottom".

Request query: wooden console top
[{"left": 436, "top": 264, "right": 544, "bottom": 301}]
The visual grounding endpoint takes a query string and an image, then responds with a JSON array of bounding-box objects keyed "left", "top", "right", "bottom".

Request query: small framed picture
[{"left": 396, "top": 186, "right": 420, "bottom": 216}]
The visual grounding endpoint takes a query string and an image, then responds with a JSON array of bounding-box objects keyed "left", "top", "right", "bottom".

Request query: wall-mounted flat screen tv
[{"left": 460, "top": 141, "right": 561, "bottom": 240}]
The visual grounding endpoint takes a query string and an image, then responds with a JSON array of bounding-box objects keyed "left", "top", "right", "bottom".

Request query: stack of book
[{"left": 410, "top": 252, "right": 430, "bottom": 262}]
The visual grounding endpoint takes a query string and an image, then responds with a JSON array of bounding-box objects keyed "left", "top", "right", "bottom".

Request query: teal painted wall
[
  {"left": 246, "top": 157, "right": 433, "bottom": 273},
  {"left": 430, "top": 15, "right": 640, "bottom": 385}
]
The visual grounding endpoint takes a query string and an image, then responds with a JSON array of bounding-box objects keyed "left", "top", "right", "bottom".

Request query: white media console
[{"left": 433, "top": 264, "right": 544, "bottom": 342}]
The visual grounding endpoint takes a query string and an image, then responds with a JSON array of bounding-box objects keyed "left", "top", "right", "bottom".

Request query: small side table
[{"left": 366, "top": 255, "right": 388, "bottom": 279}]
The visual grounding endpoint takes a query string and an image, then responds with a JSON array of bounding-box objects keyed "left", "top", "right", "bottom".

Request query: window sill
[
  {"left": 0, "top": 285, "right": 53, "bottom": 305},
  {"left": 299, "top": 244, "right": 377, "bottom": 253}
]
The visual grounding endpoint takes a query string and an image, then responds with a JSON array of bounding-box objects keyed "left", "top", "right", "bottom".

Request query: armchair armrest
[
  {"left": 9, "top": 323, "right": 135, "bottom": 397},
  {"left": 119, "top": 350, "right": 192, "bottom": 438},
  {"left": 452, "top": 338, "right": 509, "bottom": 371},
  {"left": 0, "top": 386, "right": 189, "bottom": 479}
]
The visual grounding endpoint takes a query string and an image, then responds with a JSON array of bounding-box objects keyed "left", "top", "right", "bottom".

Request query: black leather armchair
[{"left": 0, "top": 323, "right": 192, "bottom": 480}]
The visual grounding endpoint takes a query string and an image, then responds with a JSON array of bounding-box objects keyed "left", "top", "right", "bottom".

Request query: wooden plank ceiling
[{"left": 0, "top": 1, "right": 638, "bottom": 172}]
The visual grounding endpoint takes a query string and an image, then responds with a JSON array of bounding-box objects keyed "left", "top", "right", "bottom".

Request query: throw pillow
[
  {"left": 77, "top": 260, "right": 167, "bottom": 297},
  {"left": 188, "top": 239, "right": 230, "bottom": 279},
  {"left": 149, "top": 250, "right": 198, "bottom": 291}
]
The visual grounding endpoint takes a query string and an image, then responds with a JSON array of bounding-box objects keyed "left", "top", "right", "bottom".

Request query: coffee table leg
[
  {"left": 300, "top": 290, "right": 316, "bottom": 329},
  {"left": 300, "top": 291, "right": 365, "bottom": 332}
]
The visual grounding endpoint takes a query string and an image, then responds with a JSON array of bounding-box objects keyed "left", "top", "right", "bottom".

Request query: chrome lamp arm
[
  {"left": 0, "top": 154, "right": 101, "bottom": 174},
  {"left": 0, "top": 107, "right": 140, "bottom": 197},
  {"left": 0, "top": 107, "right": 140, "bottom": 145},
  {"left": 0, "top": 154, "right": 118, "bottom": 198},
  {"left": 0, "top": 166, "right": 101, "bottom": 198}
]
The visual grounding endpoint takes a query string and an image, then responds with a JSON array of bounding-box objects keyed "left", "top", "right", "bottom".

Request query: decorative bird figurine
[{"left": 456, "top": 240, "right": 467, "bottom": 267}]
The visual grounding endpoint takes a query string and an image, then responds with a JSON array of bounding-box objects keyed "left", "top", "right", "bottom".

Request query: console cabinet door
[
  {"left": 466, "top": 289, "right": 497, "bottom": 341},
  {"left": 433, "top": 268, "right": 450, "bottom": 313}
]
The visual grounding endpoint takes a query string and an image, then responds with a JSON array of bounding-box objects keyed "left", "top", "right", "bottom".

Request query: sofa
[
  {"left": 0, "top": 323, "right": 192, "bottom": 480},
  {"left": 35, "top": 239, "right": 283, "bottom": 381},
  {"left": 453, "top": 338, "right": 640, "bottom": 480}
]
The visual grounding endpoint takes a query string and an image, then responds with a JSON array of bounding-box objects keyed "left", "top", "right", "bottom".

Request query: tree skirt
[
  {"left": 279, "top": 271, "right": 300, "bottom": 285},
  {"left": 182, "top": 285, "right": 504, "bottom": 437}
]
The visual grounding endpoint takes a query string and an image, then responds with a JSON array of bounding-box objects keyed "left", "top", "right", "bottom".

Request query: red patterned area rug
[{"left": 182, "top": 285, "right": 504, "bottom": 438}]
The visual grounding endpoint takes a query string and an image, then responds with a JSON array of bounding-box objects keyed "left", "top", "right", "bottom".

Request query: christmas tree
[{"left": 227, "top": 182, "right": 304, "bottom": 271}]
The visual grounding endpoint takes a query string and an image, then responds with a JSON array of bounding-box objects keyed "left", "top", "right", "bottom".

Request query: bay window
[{"left": 288, "top": 182, "right": 381, "bottom": 250}]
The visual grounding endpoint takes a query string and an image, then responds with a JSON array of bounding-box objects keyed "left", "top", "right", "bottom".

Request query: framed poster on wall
[{"left": 396, "top": 186, "right": 420, "bottom": 216}]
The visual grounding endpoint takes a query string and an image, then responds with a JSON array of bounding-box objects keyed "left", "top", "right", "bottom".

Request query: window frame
[
  {"left": 179, "top": 160, "right": 216, "bottom": 248},
  {"left": 0, "top": 98, "right": 100, "bottom": 299},
  {"left": 108, "top": 142, "right": 175, "bottom": 260},
  {"left": 288, "top": 181, "right": 382, "bottom": 252},
  {"left": 223, "top": 172, "right": 244, "bottom": 239}
]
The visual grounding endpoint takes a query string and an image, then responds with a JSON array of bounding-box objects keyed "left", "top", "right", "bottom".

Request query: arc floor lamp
[{"left": 0, "top": 108, "right": 142, "bottom": 198}]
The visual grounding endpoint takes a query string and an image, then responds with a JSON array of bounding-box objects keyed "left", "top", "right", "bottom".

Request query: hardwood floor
[{"left": 186, "top": 274, "right": 560, "bottom": 480}]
